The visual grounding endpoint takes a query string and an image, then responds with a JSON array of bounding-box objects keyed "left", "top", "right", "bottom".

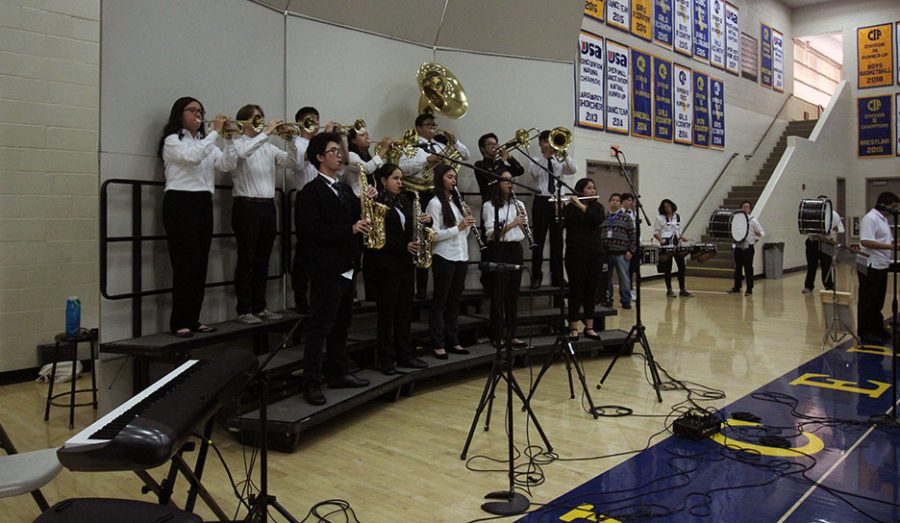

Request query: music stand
[{"left": 817, "top": 239, "right": 859, "bottom": 351}]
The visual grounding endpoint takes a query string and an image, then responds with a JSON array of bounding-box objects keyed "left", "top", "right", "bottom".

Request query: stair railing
[
  {"left": 745, "top": 93, "right": 794, "bottom": 160},
  {"left": 682, "top": 152, "right": 739, "bottom": 235}
]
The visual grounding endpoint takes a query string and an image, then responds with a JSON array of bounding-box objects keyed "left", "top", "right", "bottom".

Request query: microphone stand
[{"left": 596, "top": 149, "right": 663, "bottom": 404}]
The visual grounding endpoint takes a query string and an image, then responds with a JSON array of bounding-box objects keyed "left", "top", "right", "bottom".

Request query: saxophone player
[{"left": 366, "top": 164, "right": 431, "bottom": 374}]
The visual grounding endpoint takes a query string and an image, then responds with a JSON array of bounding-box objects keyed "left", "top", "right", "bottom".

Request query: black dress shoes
[
  {"left": 398, "top": 357, "right": 428, "bottom": 369},
  {"left": 447, "top": 346, "right": 470, "bottom": 355},
  {"left": 329, "top": 374, "right": 370, "bottom": 388},
  {"left": 530, "top": 279, "right": 541, "bottom": 290},
  {"left": 303, "top": 383, "right": 326, "bottom": 406},
  {"left": 381, "top": 366, "right": 396, "bottom": 376}
]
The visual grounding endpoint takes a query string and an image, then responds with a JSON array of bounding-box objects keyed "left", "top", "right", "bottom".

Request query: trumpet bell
[{"left": 417, "top": 63, "right": 468, "bottom": 119}]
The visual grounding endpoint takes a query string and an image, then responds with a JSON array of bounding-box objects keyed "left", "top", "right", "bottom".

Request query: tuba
[
  {"left": 410, "top": 191, "right": 436, "bottom": 269},
  {"left": 417, "top": 63, "right": 468, "bottom": 119},
  {"left": 357, "top": 163, "right": 388, "bottom": 250},
  {"left": 385, "top": 129, "right": 419, "bottom": 166}
]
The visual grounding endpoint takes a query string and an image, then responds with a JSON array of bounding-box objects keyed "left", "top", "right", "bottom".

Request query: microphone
[
  {"left": 412, "top": 142, "right": 433, "bottom": 151},
  {"left": 479, "top": 261, "right": 524, "bottom": 272},
  {"left": 610, "top": 145, "right": 621, "bottom": 156}
]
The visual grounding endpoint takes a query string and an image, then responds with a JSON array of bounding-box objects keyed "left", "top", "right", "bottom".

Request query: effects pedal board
[{"left": 673, "top": 410, "right": 720, "bottom": 441}]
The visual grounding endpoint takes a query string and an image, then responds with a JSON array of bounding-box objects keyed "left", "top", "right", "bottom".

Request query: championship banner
[
  {"left": 857, "top": 23, "right": 893, "bottom": 89},
  {"left": 577, "top": 31, "right": 605, "bottom": 131},
  {"left": 654, "top": 0, "right": 673, "bottom": 48},
  {"left": 896, "top": 93, "right": 900, "bottom": 155},
  {"left": 607, "top": 0, "right": 631, "bottom": 32},
  {"left": 693, "top": 71, "right": 710, "bottom": 147},
  {"left": 632, "top": 0, "right": 653, "bottom": 40},
  {"left": 724, "top": 2, "right": 740, "bottom": 75},
  {"left": 654, "top": 57, "right": 674, "bottom": 142},
  {"left": 760, "top": 24, "right": 773, "bottom": 88},
  {"left": 674, "top": 63, "right": 693, "bottom": 145},
  {"left": 632, "top": 49, "right": 653, "bottom": 139},
  {"left": 858, "top": 95, "right": 892, "bottom": 157},
  {"left": 584, "top": 0, "right": 605, "bottom": 21},
  {"left": 897, "top": 22, "right": 900, "bottom": 86},
  {"left": 693, "top": 0, "right": 709, "bottom": 62},
  {"left": 773, "top": 29, "right": 784, "bottom": 92},
  {"left": 606, "top": 40, "right": 631, "bottom": 134},
  {"left": 674, "top": 0, "right": 692, "bottom": 57},
  {"left": 710, "top": 77, "right": 725, "bottom": 149},
  {"left": 709, "top": 0, "right": 725, "bottom": 69}
]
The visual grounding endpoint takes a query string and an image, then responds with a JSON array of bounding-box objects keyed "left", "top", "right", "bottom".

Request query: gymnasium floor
[{"left": 2, "top": 267, "right": 897, "bottom": 522}]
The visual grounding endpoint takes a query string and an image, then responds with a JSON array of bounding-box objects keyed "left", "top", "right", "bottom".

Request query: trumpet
[
  {"left": 336, "top": 119, "right": 367, "bottom": 134},
  {"left": 273, "top": 123, "right": 301, "bottom": 138},
  {"left": 299, "top": 115, "right": 319, "bottom": 135},
  {"left": 495, "top": 127, "right": 539, "bottom": 158},
  {"left": 548, "top": 126, "right": 573, "bottom": 161},
  {"left": 205, "top": 114, "right": 265, "bottom": 135}
]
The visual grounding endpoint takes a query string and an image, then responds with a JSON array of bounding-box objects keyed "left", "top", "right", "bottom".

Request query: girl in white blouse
[
  {"left": 344, "top": 126, "right": 392, "bottom": 196},
  {"left": 652, "top": 199, "right": 693, "bottom": 298},
  {"left": 158, "top": 97, "right": 236, "bottom": 337}
]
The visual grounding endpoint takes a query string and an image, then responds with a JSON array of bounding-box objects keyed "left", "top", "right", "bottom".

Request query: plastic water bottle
[{"left": 65, "top": 297, "right": 81, "bottom": 337}]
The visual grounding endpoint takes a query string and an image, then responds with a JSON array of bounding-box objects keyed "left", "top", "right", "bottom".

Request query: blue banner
[
  {"left": 654, "top": 57, "right": 674, "bottom": 142},
  {"left": 632, "top": 49, "right": 653, "bottom": 139},
  {"left": 693, "top": 0, "right": 709, "bottom": 61},
  {"left": 693, "top": 71, "right": 709, "bottom": 147},
  {"left": 858, "top": 95, "right": 893, "bottom": 158},
  {"left": 710, "top": 77, "right": 725, "bottom": 148},
  {"left": 654, "top": 0, "right": 673, "bottom": 48},
  {"left": 761, "top": 23, "right": 773, "bottom": 88}
]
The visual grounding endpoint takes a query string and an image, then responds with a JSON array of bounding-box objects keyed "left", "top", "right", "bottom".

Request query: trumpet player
[
  {"left": 528, "top": 130, "right": 577, "bottom": 289},
  {"left": 367, "top": 164, "right": 430, "bottom": 374},
  {"left": 482, "top": 168, "right": 528, "bottom": 347},
  {"left": 227, "top": 104, "right": 298, "bottom": 324},
  {"left": 563, "top": 178, "right": 606, "bottom": 339},
  {"left": 474, "top": 132, "right": 524, "bottom": 202}
]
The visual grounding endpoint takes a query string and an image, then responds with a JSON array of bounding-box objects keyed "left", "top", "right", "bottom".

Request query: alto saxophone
[
  {"left": 411, "top": 191, "right": 436, "bottom": 269},
  {"left": 451, "top": 185, "right": 486, "bottom": 251},
  {"left": 357, "top": 163, "right": 388, "bottom": 249},
  {"left": 511, "top": 190, "right": 537, "bottom": 249}
]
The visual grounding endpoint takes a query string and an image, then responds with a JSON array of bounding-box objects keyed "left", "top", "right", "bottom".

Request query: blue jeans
[{"left": 611, "top": 254, "right": 632, "bottom": 305}]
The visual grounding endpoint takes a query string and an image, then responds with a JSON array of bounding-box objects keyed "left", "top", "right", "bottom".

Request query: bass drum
[
  {"left": 798, "top": 198, "right": 833, "bottom": 235},
  {"left": 708, "top": 209, "right": 749, "bottom": 242}
]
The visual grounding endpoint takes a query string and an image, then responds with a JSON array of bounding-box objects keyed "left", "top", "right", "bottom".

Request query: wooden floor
[{"left": 0, "top": 267, "right": 883, "bottom": 522}]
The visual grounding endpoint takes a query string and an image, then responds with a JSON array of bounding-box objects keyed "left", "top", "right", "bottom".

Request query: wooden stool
[{"left": 43, "top": 331, "right": 98, "bottom": 429}]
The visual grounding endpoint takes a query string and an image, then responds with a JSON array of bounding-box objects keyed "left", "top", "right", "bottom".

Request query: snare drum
[
  {"left": 708, "top": 209, "right": 749, "bottom": 242},
  {"left": 798, "top": 198, "right": 833, "bottom": 235},
  {"left": 657, "top": 244, "right": 677, "bottom": 262},
  {"left": 690, "top": 243, "right": 718, "bottom": 262}
]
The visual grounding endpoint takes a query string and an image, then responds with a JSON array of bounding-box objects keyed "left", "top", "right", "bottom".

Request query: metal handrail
[
  {"left": 682, "top": 152, "right": 739, "bottom": 234},
  {"left": 745, "top": 93, "right": 794, "bottom": 160}
]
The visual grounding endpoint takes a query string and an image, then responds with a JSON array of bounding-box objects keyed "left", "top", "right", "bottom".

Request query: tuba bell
[{"left": 417, "top": 63, "right": 468, "bottom": 119}]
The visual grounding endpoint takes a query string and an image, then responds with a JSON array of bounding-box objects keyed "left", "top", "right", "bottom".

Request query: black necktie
[{"left": 546, "top": 157, "right": 555, "bottom": 194}]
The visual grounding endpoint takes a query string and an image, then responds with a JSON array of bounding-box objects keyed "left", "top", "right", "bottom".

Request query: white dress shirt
[
  {"left": 342, "top": 150, "right": 384, "bottom": 196},
  {"left": 735, "top": 216, "right": 765, "bottom": 248},
  {"left": 398, "top": 136, "right": 470, "bottom": 182},
  {"left": 292, "top": 136, "right": 318, "bottom": 191},
  {"left": 229, "top": 133, "right": 296, "bottom": 198},
  {"left": 162, "top": 130, "right": 236, "bottom": 192},
  {"left": 527, "top": 153, "right": 577, "bottom": 197},
  {"left": 482, "top": 200, "right": 525, "bottom": 243},
  {"left": 427, "top": 195, "right": 470, "bottom": 262},
  {"left": 652, "top": 214, "right": 683, "bottom": 243},
  {"left": 859, "top": 208, "right": 894, "bottom": 270}
]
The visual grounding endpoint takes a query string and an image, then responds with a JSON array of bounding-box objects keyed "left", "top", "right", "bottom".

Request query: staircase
[{"left": 685, "top": 119, "right": 818, "bottom": 278}]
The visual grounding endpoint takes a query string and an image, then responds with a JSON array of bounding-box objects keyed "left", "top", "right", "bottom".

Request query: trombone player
[
  {"left": 527, "top": 129, "right": 576, "bottom": 289},
  {"left": 474, "top": 132, "right": 525, "bottom": 202}
]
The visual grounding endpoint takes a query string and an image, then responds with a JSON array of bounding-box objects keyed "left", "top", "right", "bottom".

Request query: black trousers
[
  {"left": 804, "top": 238, "right": 834, "bottom": 290},
  {"left": 291, "top": 198, "right": 309, "bottom": 310},
  {"left": 374, "top": 268, "right": 415, "bottom": 367},
  {"left": 857, "top": 267, "right": 888, "bottom": 341},
  {"left": 531, "top": 196, "right": 564, "bottom": 284},
  {"left": 304, "top": 274, "right": 354, "bottom": 384},
  {"left": 231, "top": 199, "right": 277, "bottom": 315},
  {"left": 484, "top": 242, "right": 523, "bottom": 342},
  {"left": 659, "top": 254, "right": 687, "bottom": 291},
  {"left": 732, "top": 245, "right": 755, "bottom": 291},
  {"left": 430, "top": 255, "right": 468, "bottom": 349},
  {"left": 565, "top": 249, "right": 598, "bottom": 323},
  {"left": 162, "top": 191, "right": 213, "bottom": 333}
]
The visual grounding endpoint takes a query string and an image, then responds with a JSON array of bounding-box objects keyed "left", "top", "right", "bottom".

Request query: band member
[
  {"left": 601, "top": 195, "right": 636, "bottom": 309},
  {"left": 604, "top": 193, "right": 621, "bottom": 307},
  {"left": 292, "top": 107, "right": 339, "bottom": 313},
  {"left": 481, "top": 168, "right": 527, "bottom": 347},
  {"left": 297, "top": 132, "right": 373, "bottom": 405},
  {"left": 563, "top": 178, "right": 606, "bottom": 339},
  {"left": 344, "top": 126, "right": 392, "bottom": 196},
  {"left": 427, "top": 164, "right": 474, "bottom": 359},
  {"left": 652, "top": 199, "right": 694, "bottom": 298},
  {"left": 729, "top": 201, "right": 765, "bottom": 296},
  {"left": 474, "top": 132, "right": 524, "bottom": 202},
  {"left": 621, "top": 193, "right": 639, "bottom": 302},
  {"left": 857, "top": 192, "right": 899, "bottom": 345},
  {"left": 527, "top": 130, "right": 576, "bottom": 289},
  {"left": 158, "top": 97, "right": 236, "bottom": 337},
  {"left": 228, "top": 104, "right": 297, "bottom": 323},
  {"left": 803, "top": 195, "right": 845, "bottom": 294},
  {"left": 367, "top": 164, "right": 429, "bottom": 374}
]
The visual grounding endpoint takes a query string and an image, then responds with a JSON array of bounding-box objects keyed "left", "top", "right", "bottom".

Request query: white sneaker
[
  {"left": 238, "top": 313, "right": 262, "bottom": 324},
  {"left": 256, "top": 309, "right": 282, "bottom": 321},
  {"left": 630, "top": 291, "right": 637, "bottom": 301},
  {"left": 802, "top": 288, "right": 813, "bottom": 294}
]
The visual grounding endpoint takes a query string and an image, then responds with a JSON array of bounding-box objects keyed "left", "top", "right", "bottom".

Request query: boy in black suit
[{"left": 297, "top": 132, "right": 374, "bottom": 405}]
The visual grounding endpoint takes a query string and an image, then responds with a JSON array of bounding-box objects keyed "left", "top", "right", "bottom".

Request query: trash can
[{"left": 763, "top": 242, "right": 784, "bottom": 279}]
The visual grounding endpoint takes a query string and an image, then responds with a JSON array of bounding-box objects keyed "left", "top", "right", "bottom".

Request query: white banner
[
  {"left": 607, "top": 0, "right": 631, "bottom": 32},
  {"left": 606, "top": 40, "right": 631, "bottom": 134},
  {"left": 710, "top": 0, "right": 725, "bottom": 69},
  {"left": 724, "top": 2, "right": 740, "bottom": 75},
  {"left": 674, "top": 63, "right": 693, "bottom": 144},
  {"left": 773, "top": 28, "right": 784, "bottom": 92},
  {"left": 674, "top": 0, "right": 692, "bottom": 56},
  {"left": 577, "top": 32, "right": 605, "bottom": 130}
]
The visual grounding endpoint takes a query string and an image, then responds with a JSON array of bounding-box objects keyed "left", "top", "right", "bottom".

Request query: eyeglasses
[
  {"left": 324, "top": 148, "right": 344, "bottom": 156},
  {"left": 183, "top": 107, "right": 204, "bottom": 115},
  {"left": 500, "top": 178, "right": 512, "bottom": 183}
]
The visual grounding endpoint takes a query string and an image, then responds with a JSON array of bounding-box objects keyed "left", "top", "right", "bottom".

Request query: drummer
[
  {"left": 728, "top": 201, "right": 765, "bottom": 296},
  {"left": 652, "top": 199, "right": 693, "bottom": 297},
  {"left": 803, "top": 195, "right": 844, "bottom": 294}
]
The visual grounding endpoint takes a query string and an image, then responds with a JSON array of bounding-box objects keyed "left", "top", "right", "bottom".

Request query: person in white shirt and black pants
[
  {"left": 729, "top": 201, "right": 765, "bottom": 296},
  {"left": 527, "top": 130, "right": 576, "bottom": 289},
  {"left": 228, "top": 104, "right": 297, "bottom": 324},
  {"left": 803, "top": 195, "right": 845, "bottom": 293},
  {"left": 158, "top": 96, "right": 236, "bottom": 338},
  {"left": 857, "top": 191, "right": 899, "bottom": 345},
  {"left": 652, "top": 199, "right": 693, "bottom": 298},
  {"left": 427, "top": 164, "right": 475, "bottom": 359}
]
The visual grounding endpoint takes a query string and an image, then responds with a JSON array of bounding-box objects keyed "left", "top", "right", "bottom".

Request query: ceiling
[{"left": 779, "top": 0, "right": 836, "bottom": 7}]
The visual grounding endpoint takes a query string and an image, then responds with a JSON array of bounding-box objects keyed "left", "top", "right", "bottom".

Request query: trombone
[
  {"left": 548, "top": 126, "right": 573, "bottom": 161},
  {"left": 495, "top": 127, "right": 539, "bottom": 158},
  {"left": 299, "top": 115, "right": 318, "bottom": 135},
  {"left": 336, "top": 118, "right": 367, "bottom": 134}
]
